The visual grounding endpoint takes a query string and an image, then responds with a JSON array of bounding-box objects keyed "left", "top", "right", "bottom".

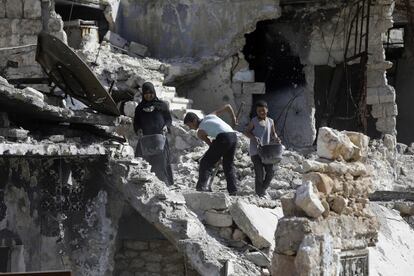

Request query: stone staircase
[{"left": 157, "top": 85, "right": 204, "bottom": 119}]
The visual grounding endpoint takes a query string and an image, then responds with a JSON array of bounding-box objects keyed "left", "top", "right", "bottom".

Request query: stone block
[
  {"left": 205, "top": 210, "right": 233, "bottom": 227},
  {"left": 104, "top": 30, "right": 128, "bottom": 49},
  {"left": 243, "top": 82, "right": 266, "bottom": 95},
  {"left": 280, "top": 192, "right": 306, "bottom": 217},
  {"left": 271, "top": 254, "right": 296, "bottom": 276},
  {"left": 230, "top": 200, "right": 283, "bottom": 249},
  {"left": 367, "top": 70, "right": 386, "bottom": 87},
  {"left": 128, "top": 41, "right": 148, "bottom": 57},
  {"left": 303, "top": 172, "right": 334, "bottom": 195},
  {"left": 343, "top": 131, "right": 370, "bottom": 159},
  {"left": 378, "top": 85, "right": 396, "bottom": 104},
  {"left": 274, "top": 217, "right": 312, "bottom": 255},
  {"left": 219, "top": 227, "right": 233, "bottom": 240},
  {"left": 0, "top": 128, "right": 29, "bottom": 140},
  {"left": 375, "top": 116, "right": 396, "bottom": 134},
  {"left": 23, "top": 0, "right": 41, "bottom": 19},
  {"left": 295, "top": 181, "right": 325, "bottom": 218},
  {"left": 232, "top": 69, "right": 254, "bottom": 82},
  {"left": 366, "top": 87, "right": 379, "bottom": 105},
  {"left": 383, "top": 103, "right": 398, "bottom": 117},
  {"left": 6, "top": 0, "right": 23, "bottom": 18},
  {"left": 232, "top": 228, "right": 247, "bottom": 241},
  {"left": 330, "top": 196, "right": 348, "bottom": 214},
  {"left": 48, "top": 17, "right": 64, "bottom": 32},
  {"left": 245, "top": 251, "right": 270, "bottom": 267},
  {"left": 183, "top": 192, "right": 229, "bottom": 211},
  {"left": 371, "top": 104, "right": 384, "bottom": 118},
  {"left": 317, "top": 127, "right": 359, "bottom": 161}
]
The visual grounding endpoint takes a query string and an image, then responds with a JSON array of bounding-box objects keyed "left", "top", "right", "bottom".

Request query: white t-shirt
[{"left": 199, "top": 114, "right": 234, "bottom": 138}]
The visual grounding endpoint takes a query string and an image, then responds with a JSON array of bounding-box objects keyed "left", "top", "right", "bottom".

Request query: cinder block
[
  {"left": 6, "top": 0, "right": 23, "bottom": 18},
  {"left": 23, "top": 0, "right": 42, "bottom": 19}
]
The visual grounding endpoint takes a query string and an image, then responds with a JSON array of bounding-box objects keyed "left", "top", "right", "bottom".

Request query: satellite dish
[{"left": 36, "top": 32, "right": 120, "bottom": 116}]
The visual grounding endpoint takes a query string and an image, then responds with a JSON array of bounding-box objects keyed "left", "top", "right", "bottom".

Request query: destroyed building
[{"left": 0, "top": 0, "right": 414, "bottom": 275}]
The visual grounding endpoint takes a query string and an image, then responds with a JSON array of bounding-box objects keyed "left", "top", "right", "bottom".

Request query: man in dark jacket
[{"left": 134, "top": 82, "right": 174, "bottom": 186}]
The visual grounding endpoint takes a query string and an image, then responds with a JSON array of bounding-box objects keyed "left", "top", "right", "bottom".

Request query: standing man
[
  {"left": 184, "top": 104, "right": 238, "bottom": 195},
  {"left": 244, "top": 100, "right": 280, "bottom": 197},
  {"left": 134, "top": 82, "right": 174, "bottom": 186}
]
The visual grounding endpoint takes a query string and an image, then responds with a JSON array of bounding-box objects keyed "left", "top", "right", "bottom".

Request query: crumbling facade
[{"left": 1, "top": 0, "right": 414, "bottom": 276}]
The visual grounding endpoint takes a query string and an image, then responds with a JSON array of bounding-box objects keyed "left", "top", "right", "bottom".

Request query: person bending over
[{"left": 184, "top": 105, "right": 238, "bottom": 195}]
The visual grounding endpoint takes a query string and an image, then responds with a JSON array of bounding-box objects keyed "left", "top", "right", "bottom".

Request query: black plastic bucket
[
  {"left": 139, "top": 134, "right": 166, "bottom": 156},
  {"left": 258, "top": 143, "right": 283, "bottom": 164}
]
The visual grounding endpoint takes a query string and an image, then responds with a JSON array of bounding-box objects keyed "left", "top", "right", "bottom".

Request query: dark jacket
[{"left": 133, "top": 83, "right": 172, "bottom": 135}]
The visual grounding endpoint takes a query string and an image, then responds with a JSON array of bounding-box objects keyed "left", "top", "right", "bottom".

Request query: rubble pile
[
  {"left": 173, "top": 131, "right": 304, "bottom": 197},
  {"left": 272, "top": 127, "right": 379, "bottom": 275}
]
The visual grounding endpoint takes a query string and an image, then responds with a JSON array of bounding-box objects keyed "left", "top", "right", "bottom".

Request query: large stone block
[
  {"left": 104, "top": 30, "right": 128, "bottom": 48},
  {"left": 204, "top": 210, "right": 233, "bottom": 227},
  {"left": 230, "top": 200, "right": 283, "bottom": 249},
  {"left": 6, "top": 0, "right": 23, "bottom": 18},
  {"left": 183, "top": 192, "right": 229, "bottom": 211},
  {"left": 295, "top": 181, "right": 325, "bottom": 218},
  {"left": 343, "top": 131, "right": 370, "bottom": 159},
  {"left": 274, "top": 217, "right": 312, "bottom": 255},
  {"left": 316, "top": 127, "right": 359, "bottom": 161},
  {"left": 375, "top": 116, "right": 396, "bottom": 134},
  {"left": 23, "top": 0, "right": 41, "bottom": 19},
  {"left": 303, "top": 172, "right": 334, "bottom": 195},
  {"left": 128, "top": 41, "right": 148, "bottom": 57}
]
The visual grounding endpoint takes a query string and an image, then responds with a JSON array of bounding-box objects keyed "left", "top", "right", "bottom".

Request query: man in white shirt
[{"left": 184, "top": 104, "right": 238, "bottom": 195}]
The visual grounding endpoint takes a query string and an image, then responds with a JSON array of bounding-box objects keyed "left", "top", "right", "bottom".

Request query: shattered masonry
[{"left": 0, "top": 0, "right": 414, "bottom": 276}]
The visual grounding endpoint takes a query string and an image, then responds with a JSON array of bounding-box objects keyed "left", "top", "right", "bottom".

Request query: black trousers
[
  {"left": 197, "top": 132, "right": 237, "bottom": 193},
  {"left": 136, "top": 139, "right": 174, "bottom": 186},
  {"left": 251, "top": 154, "right": 274, "bottom": 196}
]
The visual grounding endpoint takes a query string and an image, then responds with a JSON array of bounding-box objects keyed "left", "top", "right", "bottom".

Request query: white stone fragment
[
  {"left": 317, "top": 127, "right": 359, "bottom": 161},
  {"left": 183, "top": 192, "right": 230, "bottom": 211},
  {"left": 295, "top": 181, "right": 324, "bottom": 218},
  {"left": 229, "top": 200, "right": 283, "bottom": 249}
]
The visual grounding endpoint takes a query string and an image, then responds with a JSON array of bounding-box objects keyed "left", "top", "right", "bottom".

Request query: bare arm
[
  {"left": 243, "top": 121, "right": 255, "bottom": 140},
  {"left": 211, "top": 104, "right": 237, "bottom": 127},
  {"left": 271, "top": 121, "right": 281, "bottom": 143},
  {"left": 197, "top": 129, "right": 212, "bottom": 146}
]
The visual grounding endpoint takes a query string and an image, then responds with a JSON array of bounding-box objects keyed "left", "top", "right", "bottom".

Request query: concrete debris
[
  {"left": 369, "top": 203, "right": 414, "bottom": 276},
  {"left": 204, "top": 210, "right": 233, "bottom": 227},
  {"left": 128, "top": 41, "right": 149, "bottom": 57},
  {"left": 295, "top": 181, "right": 325, "bottom": 218},
  {"left": 229, "top": 200, "right": 283, "bottom": 249},
  {"left": 104, "top": 30, "right": 128, "bottom": 49},
  {"left": 183, "top": 192, "right": 230, "bottom": 212},
  {"left": 303, "top": 172, "right": 334, "bottom": 195},
  {"left": 245, "top": 251, "right": 270, "bottom": 267}
]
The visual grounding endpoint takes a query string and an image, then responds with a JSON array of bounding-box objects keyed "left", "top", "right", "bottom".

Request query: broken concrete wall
[
  {"left": 0, "top": 0, "right": 66, "bottom": 80},
  {"left": 0, "top": 157, "right": 124, "bottom": 275},
  {"left": 115, "top": 0, "right": 281, "bottom": 59}
]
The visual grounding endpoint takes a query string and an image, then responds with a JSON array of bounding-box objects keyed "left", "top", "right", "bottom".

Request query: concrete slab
[{"left": 229, "top": 200, "right": 283, "bottom": 249}]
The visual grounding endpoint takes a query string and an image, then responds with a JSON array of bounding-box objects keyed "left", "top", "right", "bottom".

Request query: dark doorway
[
  {"left": 242, "top": 20, "right": 313, "bottom": 147},
  {"left": 0, "top": 247, "right": 11, "bottom": 272}
]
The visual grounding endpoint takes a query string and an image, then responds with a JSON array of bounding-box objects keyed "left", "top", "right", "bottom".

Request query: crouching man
[{"left": 184, "top": 105, "right": 238, "bottom": 195}]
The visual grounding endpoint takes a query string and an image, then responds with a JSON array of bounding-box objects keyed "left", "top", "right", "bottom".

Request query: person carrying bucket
[
  {"left": 133, "top": 82, "right": 174, "bottom": 186},
  {"left": 184, "top": 104, "right": 238, "bottom": 195},
  {"left": 244, "top": 100, "right": 281, "bottom": 197}
]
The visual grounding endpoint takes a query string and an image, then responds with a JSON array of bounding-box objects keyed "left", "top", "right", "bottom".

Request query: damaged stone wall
[
  {"left": 115, "top": 0, "right": 281, "bottom": 59},
  {"left": 0, "top": 0, "right": 66, "bottom": 80}
]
